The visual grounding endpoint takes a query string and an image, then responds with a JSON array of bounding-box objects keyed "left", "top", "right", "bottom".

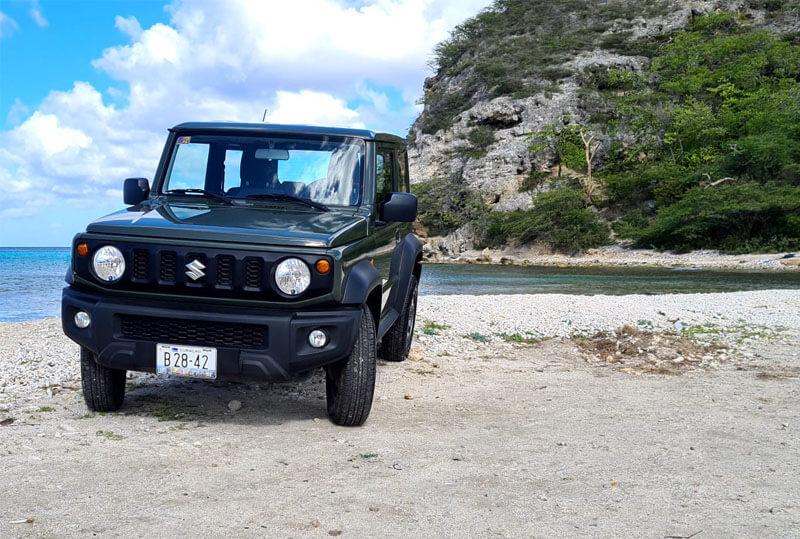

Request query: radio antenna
[{"left": 262, "top": 108, "right": 268, "bottom": 122}]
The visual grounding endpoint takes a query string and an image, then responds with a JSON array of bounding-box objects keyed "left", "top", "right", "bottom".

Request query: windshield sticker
[{"left": 177, "top": 136, "right": 191, "bottom": 144}]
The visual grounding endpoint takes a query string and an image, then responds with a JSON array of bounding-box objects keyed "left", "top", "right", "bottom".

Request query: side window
[
  {"left": 376, "top": 148, "right": 394, "bottom": 203},
  {"left": 395, "top": 149, "right": 409, "bottom": 192}
]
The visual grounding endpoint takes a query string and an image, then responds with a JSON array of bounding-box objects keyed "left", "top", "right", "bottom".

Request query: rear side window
[
  {"left": 395, "top": 149, "right": 409, "bottom": 192},
  {"left": 376, "top": 148, "right": 395, "bottom": 203}
]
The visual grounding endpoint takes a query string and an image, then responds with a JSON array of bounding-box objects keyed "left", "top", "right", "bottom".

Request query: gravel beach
[
  {"left": 1, "top": 291, "right": 799, "bottom": 536},
  {"left": 423, "top": 243, "right": 800, "bottom": 271}
]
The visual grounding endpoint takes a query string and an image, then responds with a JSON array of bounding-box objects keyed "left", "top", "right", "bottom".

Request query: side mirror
[
  {"left": 381, "top": 192, "right": 417, "bottom": 222},
  {"left": 124, "top": 177, "right": 150, "bottom": 205}
]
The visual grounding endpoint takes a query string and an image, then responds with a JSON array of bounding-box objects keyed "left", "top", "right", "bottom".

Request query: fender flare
[
  {"left": 387, "top": 233, "right": 422, "bottom": 315},
  {"left": 342, "top": 258, "right": 383, "bottom": 327}
]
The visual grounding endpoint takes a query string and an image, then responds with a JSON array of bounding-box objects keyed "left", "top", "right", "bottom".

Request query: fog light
[
  {"left": 74, "top": 311, "right": 91, "bottom": 329},
  {"left": 308, "top": 329, "right": 327, "bottom": 348}
]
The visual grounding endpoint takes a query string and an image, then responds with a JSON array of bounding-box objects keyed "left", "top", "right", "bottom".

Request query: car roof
[{"left": 171, "top": 122, "right": 406, "bottom": 145}]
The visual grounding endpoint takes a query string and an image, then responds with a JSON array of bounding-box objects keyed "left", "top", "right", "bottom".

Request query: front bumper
[{"left": 62, "top": 286, "right": 360, "bottom": 381}]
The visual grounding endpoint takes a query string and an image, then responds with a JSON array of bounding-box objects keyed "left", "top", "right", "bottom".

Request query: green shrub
[
  {"left": 721, "top": 134, "right": 798, "bottom": 183},
  {"left": 520, "top": 169, "right": 550, "bottom": 192},
  {"left": 483, "top": 188, "right": 611, "bottom": 252},
  {"left": 528, "top": 122, "right": 586, "bottom": 176},
  {"left": 634, "top": 183, "right": 800, "bottom": 253},
  {"left": 602, "top": 164, "right": 691, "bottom": 206},
  {"left": 465, "top": 126, "right": 496, "bottom": 158},
  {"left": 420, "top": 88, "right": 472, "bottom": 135},
  {"left": 583, "top": 66, "right": 644, "bottom": 91},
  {"left": 613, "top": 209, "right": 650, "bottom": 239},
  {"left": 602, "top": 171, "right": 653, "bottom": 204},
  {"left": 411, "top": 176, "right": 487, "bottom": 236},
  {"left": 689, "top": 11, "right": 739, "bottom": 33},
  {"left": 651, "top": 169, "right": 707, "bottom": 207}
]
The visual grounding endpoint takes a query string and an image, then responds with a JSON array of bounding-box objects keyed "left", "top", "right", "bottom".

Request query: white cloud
[
  {"left": 0, "top": 0, "right": 489, "bottom": 223},
  {"left": 267, "top": 90, "right": 362, "bottom": 126},
  {"left": 115, "top": 15, "right": 143, "bottom": 40},
  {"left": 30, "top": 1, "right": 48, "bottom": 28},
  {"left": 0, "top": 11, "right": 19, "bottom": 38},
  {"left": 6, "top": 99, "right": 30, "bottom": 125}
]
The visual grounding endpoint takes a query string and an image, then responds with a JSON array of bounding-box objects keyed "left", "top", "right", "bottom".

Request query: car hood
[{"left": 86, "top": 202, "right": 368, "bottom": 248}]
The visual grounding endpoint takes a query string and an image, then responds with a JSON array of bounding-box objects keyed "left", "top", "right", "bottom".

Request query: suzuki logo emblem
[{"left": 185, "top": 259, "right": 206, "bottom": 281}]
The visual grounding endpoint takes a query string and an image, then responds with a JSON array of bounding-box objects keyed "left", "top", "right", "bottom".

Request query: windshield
[{"left": 161, "top": 134, "right": 365, "bottom": 207}]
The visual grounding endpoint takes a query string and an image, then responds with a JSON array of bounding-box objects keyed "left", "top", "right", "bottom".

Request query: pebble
[{"left": 227, "top": 400, "right": 242, "bottom": 412}]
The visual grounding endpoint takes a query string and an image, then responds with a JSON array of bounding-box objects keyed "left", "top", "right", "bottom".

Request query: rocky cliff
[{"left": 407, "top": 0, "right": 800, "bottom": 259}]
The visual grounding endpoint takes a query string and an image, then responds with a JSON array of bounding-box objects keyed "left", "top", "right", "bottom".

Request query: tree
[
  {"left": 580, "top": 129, "right": 601, "bottom": 205},
  {"left": 528, "top": 122, "right": 584, "bottom": 178}
]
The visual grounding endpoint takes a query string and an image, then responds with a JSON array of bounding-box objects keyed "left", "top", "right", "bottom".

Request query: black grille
[
  {"left": 160, "top": 251, "right": 176, "bottom": 283},
  {"left": 132, "top": 250, "right": 149, "bottom": 281},
  {"left": 119, "top": 315, "right": 267, "bottom": 349},
  {"left": 74, "top": 240, "right": 333, "bottom": 301},
  {"left": 216, "top": 255, "right": 234, "bottom": 287},
  {"left": 245, "top": 258, "right": 263, "bottom": 289}
]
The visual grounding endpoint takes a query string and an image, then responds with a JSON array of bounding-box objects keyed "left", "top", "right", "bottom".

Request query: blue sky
[{"left": 0, "top": 0, "right": 487, "bottom": 246}]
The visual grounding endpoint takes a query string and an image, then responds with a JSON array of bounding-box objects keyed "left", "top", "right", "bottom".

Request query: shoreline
[{"left": 421, "top": 242, "right": 800, "bottom": 271}]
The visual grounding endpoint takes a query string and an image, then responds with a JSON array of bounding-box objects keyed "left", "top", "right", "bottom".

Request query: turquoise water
[
  {"left": 1, "top": 248, "right": 799, "bottom": 322},
  {"left": 0, "top": 248, "right": 71, "bottom": 323}
]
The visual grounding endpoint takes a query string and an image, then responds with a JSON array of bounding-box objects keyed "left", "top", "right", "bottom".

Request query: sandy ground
[{"left": 1, "top": 309, "right": 799, "bottom": 537}]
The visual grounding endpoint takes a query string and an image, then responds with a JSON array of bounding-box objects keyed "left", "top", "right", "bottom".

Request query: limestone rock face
[
  {"left": 421, "top": 224, "right": 475, "bottom": 261},
  {"left": 409, "top": 89, "right": 585, "bottom": 210}
]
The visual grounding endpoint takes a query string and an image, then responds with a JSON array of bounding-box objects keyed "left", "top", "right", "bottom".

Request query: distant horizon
[{"left": 0, "top": 246, "right": 70, "bottom": 249}]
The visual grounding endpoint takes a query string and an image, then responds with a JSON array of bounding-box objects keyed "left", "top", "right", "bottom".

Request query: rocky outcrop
[
  {"left": 408, "top": 0, "right": 795, "bottom": 218},
  {"left": 408, "top": 73, "right": 638, "bottom": 214}
]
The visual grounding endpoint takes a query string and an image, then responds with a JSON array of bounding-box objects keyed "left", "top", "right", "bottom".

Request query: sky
[{"left": 0, "top": 0, "right": 488, "bottom": 246}]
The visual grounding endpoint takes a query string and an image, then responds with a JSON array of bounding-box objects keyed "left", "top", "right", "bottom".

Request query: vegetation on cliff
[{"left": 413, "top": 1, "right": 800, "bottom": 253}]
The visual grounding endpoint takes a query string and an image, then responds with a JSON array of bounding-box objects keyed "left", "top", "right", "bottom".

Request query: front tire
[
  {"left": 325, "top": 304, "right": 376, "bottom": 426},
  {"left": 381, "top": 274, "right": 418, "bottom": 362},
  {"left": 80, "top": 347, "right": 126, "bottom": 412}
]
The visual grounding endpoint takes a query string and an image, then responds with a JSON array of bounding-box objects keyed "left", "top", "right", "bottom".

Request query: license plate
[{"left": 156, "top": 344, "right": 217, "bottom": 379}]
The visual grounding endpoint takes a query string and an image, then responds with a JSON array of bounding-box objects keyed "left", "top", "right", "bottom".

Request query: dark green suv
[{"left": 61, "top": 122, "right": 421, "bottom": 426}]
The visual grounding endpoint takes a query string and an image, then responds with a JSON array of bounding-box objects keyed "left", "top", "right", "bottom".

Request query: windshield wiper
[
  {"left": 163, "top": 188, "right": 236, "bottom": 206},
  {"left": 241, "top": 193, "right": 330, "bottom": 212}
]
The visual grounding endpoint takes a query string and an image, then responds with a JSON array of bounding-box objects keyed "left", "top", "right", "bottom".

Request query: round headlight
[
  {"left": 92, "top": 245, "right": 126, "bottom": 282},
  {"left": 274, "top": 258, "right": 311, "bottom": 296}
]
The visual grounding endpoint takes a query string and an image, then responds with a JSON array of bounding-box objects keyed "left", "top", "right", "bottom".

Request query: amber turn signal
[
  {"left": 315, "top": 259, "right": 330, "bottom": 274},
  {"left": 76, "top": 243, "right": 89, "bottom": 257}
]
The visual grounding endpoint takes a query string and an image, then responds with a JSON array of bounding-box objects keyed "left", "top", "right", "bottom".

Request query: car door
[{"left": 371, "top": 145, "right": 401, "bottom": 314}]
